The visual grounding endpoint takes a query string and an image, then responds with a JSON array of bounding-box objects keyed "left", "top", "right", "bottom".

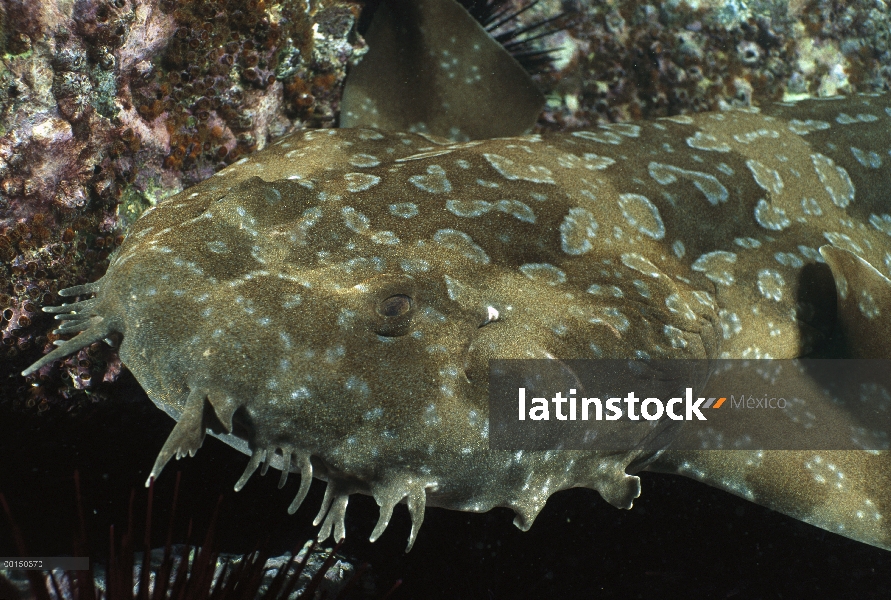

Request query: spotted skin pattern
[
  {"left": 23, "top": 92, "right": 891, "bottom": 551},
  {"left": 22, "top": 0, "right": 891, "bottom": 553}
]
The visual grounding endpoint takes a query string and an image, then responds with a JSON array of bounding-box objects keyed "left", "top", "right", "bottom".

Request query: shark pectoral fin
[
  {"left": 820, "top": 245, "right": 891, "bottom": 358},
  {"left": 341, "top": 0, "right": 544, "bottom": 140},
  {"left": 651, "top": 362, "right": 891, "bottom": 551},
  {"left": 649, "top": 449, "right": 891, "bottom": 551}
]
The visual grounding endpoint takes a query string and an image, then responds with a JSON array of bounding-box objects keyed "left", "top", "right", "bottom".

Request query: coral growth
[
  {"left": 0, "top": 0, "right": 364, "bottom": 411},
  {"left": 129, "top": 0, "right": 361, "bottom": 183},
  {"left": 1, "top": 210, "right": 123, "bottom": 413},
  {"left": 517, "top": 0, "right": 891, "bottom": 129}
]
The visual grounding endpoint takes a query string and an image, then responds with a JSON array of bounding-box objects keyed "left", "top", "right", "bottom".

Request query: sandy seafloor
[{"left": 1, "top": 371, "right": 890, "bottom": 599}]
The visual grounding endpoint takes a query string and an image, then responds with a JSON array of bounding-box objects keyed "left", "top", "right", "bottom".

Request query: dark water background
[{"left": 2, "top": 371, "right": 890, "bottom": 599}]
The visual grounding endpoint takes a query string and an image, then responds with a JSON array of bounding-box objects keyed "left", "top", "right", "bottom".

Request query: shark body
[{"left": 23, "top": 0, "right": 891, "bottom": 552}]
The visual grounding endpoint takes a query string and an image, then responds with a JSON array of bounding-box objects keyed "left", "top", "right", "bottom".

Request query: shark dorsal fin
[{"left": 340, "top": 0, "right": 544, "bottom": 140}]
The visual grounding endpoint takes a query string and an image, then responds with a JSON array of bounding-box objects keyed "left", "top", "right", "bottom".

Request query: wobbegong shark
[{"left": 22, "top": 0, "right": 891, "bottom": 552}]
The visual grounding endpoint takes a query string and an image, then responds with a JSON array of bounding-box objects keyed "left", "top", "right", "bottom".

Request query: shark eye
[
  {"left": 379, "top": 294, "right": 412, "bottom": 317},
  {"left": 363, "top": 275, "right": 416, "bottom": 337}
]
